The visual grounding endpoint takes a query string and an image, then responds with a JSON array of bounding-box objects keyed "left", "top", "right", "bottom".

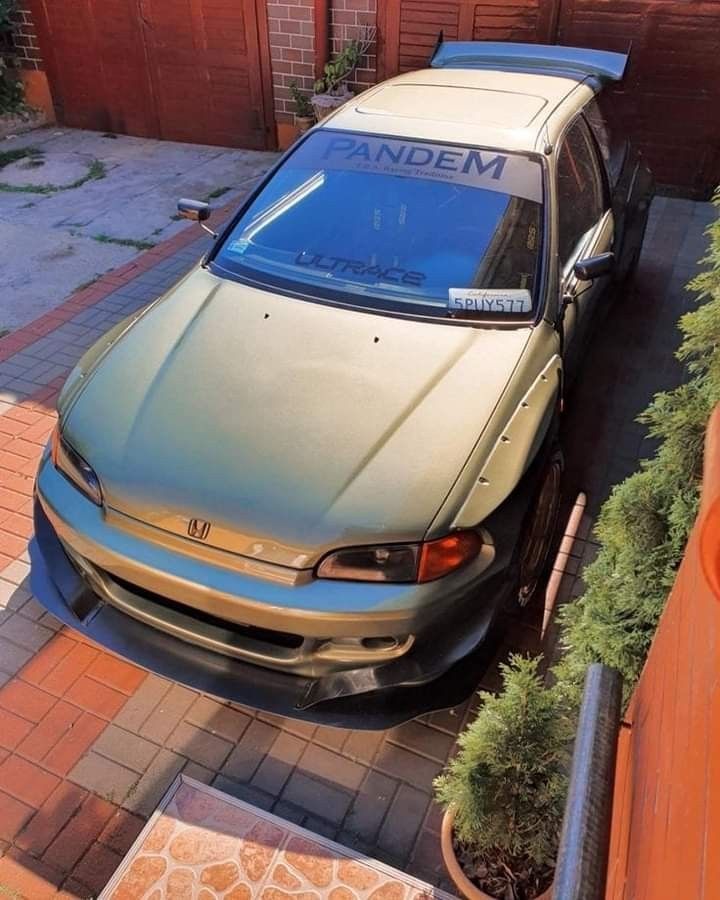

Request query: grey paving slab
[
  {"left": 0, "top": 634, "right": 33, "bottom": 677},
  {"left": 281, "top": 771, "right": 354, "bottom": 824},
  {"left": 121, "top": 748, "right": 186, "bottom": 817},
  {"left": 377, "top": 784, "right": 430, "bottom": 860},
  {"left": 250, "top": 731, "right": 306, "bottom": 796},
  {"left": 69, "top": 751, "right": 140, "bottom": 806},
  {"left": 165, "top": 720, "right": 234, "bottom": 770},
  {"left": 93, "top": 725, "right": 161, "bottom": 774},
  {"left": 112, "top": 674, "right": 172, "bottom": 733},
  {"left": 137, "top": 682, "right": 198, "bottom": 744},
  {"left": 0, "top": 611, "right": 55, "bottom": 652},
  {"left": 0, "top": 126, "right": 278, "bottom": 330}
]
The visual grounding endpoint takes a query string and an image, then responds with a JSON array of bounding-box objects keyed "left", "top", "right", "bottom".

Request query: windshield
[{"left": 212, "top": 130, "right": 544, "bottom": 321}]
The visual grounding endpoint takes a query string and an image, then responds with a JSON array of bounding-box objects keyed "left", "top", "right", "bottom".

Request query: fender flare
[{"left": 452, "top": 354, "right": 562, "bottom": 529}]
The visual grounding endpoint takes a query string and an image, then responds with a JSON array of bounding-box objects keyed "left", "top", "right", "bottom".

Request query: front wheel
[{"left": 516, "top": 445, "right": 564, "bottom": 607}]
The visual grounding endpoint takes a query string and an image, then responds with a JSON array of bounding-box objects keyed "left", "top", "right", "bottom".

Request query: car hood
[{"left": 64, "top": 270, "right": 532, "bottom": 567}]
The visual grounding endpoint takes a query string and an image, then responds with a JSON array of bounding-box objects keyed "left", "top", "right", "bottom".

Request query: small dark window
[
  {"left": 584, "top": 97, "right": 626, "bottom": 186},
  {"left": 556, "top": 117, "right": 605, "bottom": 266}
]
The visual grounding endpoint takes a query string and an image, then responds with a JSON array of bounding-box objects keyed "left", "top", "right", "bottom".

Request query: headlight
[
  {"left": 51, "top": 426, "right": 103, "bottom": 506},
  {"left": 316, "top": 531, "right": 482, "bottom": 583}
]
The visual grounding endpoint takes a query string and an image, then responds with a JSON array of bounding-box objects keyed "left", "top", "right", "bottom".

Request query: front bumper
[
  {"left": 30, "top": 449, "right": 545, "bottom": 728},
  {"left": 33, "top": 498, "right": 515, "bottom": 727}
]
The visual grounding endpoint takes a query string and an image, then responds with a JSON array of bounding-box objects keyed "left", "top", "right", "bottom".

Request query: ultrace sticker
[
  {"left": 448, "top": 288, "right": 533, "bottom": 316},
  {"left": 296, "top": 251, "right": 426, "bottom": 286}
]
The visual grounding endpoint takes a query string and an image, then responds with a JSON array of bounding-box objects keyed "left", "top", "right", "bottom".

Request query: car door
[
  {"left": 584, "top": 97, "right": 654, "bottom": 282},
  {"left": 555, "top": 115, "right": 613, "bottom": 375}
]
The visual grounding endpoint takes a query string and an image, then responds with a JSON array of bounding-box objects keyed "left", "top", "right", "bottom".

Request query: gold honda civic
[{"left": 31, "top": 42, "right": 652, "bottom": 727}]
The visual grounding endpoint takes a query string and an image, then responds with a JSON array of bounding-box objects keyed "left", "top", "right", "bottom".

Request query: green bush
[
  {"left": 434, "top": 656, "right": 572, "bottom": 899},
  {"left": 0, "top": 0, "right": 14, "bottom": 32},
  {"left": 313, "top": 26, "right": 375, "bottom": 95},
  {"left": 0, "top": 56, "right": 24, "bottom": 114},
  {"left": 289, "top": 81, "right": 313, "bottom": 118},
  {"left": 555, "top": 193, "right": 720, "bottom": 698}
]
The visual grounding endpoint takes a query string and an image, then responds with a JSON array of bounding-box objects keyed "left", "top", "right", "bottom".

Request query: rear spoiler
[{"left": 430, "top": 40, "right": 629, "bottom": 84}]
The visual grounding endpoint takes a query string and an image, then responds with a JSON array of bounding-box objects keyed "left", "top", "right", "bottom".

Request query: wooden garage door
[
  {"left": 377, "top": 0, "right": 551, "bottom": 80},
  {"left": 376, "top": 0, "right": 720, "bottom": 196},
  {"left": 30, "top": 0, "right": 274, "bottom": 150}
]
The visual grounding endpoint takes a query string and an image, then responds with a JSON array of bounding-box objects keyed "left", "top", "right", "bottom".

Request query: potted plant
[
  {"left": 311, "top": 26, "right": 376, "bottom": 121},
  {"left": 289, "top": 81, "right": 315, "bottom": 135},
  {"left": 434, "top": 655, "right": 571, "bottom": 900}
]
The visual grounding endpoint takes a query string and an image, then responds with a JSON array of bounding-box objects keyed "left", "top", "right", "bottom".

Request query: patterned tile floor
[
  {"left": 0, "top": 194, "right": 713, "bottom": 897},
  {"left": 99, "top": 776, "right": 455, "bottom": 900}
]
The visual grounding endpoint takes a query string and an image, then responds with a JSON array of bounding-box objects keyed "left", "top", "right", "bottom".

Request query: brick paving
[{"left": 0, "top": 195, "right": 713, "bottom": 897}]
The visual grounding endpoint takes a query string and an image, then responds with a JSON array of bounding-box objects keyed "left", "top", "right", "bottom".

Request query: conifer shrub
[
  {"left": 555, "top": 194, "right": 720, "bottom": 698},
  {"left": 434, "top": 655, "right": 572, "bottom": 899}
]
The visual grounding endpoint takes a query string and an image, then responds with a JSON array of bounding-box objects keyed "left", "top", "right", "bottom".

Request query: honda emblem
[{"left": 187, "top": 518, "right": 211, "bottom": 541}]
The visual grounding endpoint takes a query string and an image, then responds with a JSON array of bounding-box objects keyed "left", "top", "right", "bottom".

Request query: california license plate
[{"left": 448, "top": 288, "right": 532, "bottom": 316}]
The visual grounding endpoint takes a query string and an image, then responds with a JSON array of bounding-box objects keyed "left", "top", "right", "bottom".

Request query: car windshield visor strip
[{"left": 212, "top": 131, "right": 543, "bottom": 322}]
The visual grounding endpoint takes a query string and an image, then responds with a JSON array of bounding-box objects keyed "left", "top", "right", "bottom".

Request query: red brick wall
[
  {"left": 267, "top": 0, "right": 378, "bottom": 127},
  {"left": 267, "top": 0, "right": 317, "bottom": 126},
  {"left": 8, "top": 1, "right": 43, "bottom": 70},
  {"left": 330, "top": 0, "right": 377, "bottom": 94}
]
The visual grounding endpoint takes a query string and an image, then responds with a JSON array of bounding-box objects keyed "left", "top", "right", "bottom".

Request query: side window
[
  {"left": 556, "top": 117, "right": 605, "bottom": 266},
  {"left": 584, "top": 97, "right": 626, "bottom": 186}
]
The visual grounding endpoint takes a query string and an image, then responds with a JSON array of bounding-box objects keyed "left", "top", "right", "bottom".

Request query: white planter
[{"left": 311, "top": 87, "right": 353, "bottom": 121}]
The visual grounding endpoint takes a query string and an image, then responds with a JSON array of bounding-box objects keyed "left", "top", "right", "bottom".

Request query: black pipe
[{"left": 553, "top": 663, "right": 623, "bottom": 900}]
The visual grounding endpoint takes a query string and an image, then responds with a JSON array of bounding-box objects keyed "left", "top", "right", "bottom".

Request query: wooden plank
[
  {"left": 605, "top": 409, "right": 720, "bottom": 898},
  {"left": 254, "top": 0, "right": 278, "bottom": 150},
  {"left": 380, "top": 0, "right": 402, "bottom": 79},
  {"left": 314, "top": 0, "right": 330, "bottom": 79},
  {"left": 32, "top": 0, "right": 270, "bottom": 149}
]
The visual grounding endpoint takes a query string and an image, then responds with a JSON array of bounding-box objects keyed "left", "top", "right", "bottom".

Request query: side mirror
[
  {"left": 573, "top": 252, "right": 614, "bottom": 281},
  {"left": 177, "top": 198, "right": 212, "bottom": 222}
]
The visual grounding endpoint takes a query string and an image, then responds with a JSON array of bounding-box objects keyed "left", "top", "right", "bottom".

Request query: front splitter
[{"left": 31, "top": 500, "right": 507, "bottom": 730}]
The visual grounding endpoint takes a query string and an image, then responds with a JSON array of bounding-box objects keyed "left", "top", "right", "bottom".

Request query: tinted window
[
  {"left": 213, "top": 130, "right": 544, "bottom": 321},
  {"left": 585, "top": 96, "right": 627, "bottom": 186},
  {"left": 556, "top": 118, "right": 605, "bottom": 266}
]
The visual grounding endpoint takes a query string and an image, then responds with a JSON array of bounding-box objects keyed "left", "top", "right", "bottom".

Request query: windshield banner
[{"left": 290, "top": 133, "right": 542, "bottom": 203}]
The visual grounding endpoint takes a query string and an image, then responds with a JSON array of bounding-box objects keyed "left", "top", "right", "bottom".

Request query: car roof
[{"left": 323, "top": 66, "right": 598, "bottom": 155}]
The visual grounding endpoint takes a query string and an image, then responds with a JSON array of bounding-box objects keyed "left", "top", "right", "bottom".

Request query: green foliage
[
  {"left": 0, "top": 55, "right": 24, "bottom": 114},
  {"left": 92, "top": 234, "right": 155, "bottom": 251},
  {"left": 313, "top": 27, "right": 375, "bottom": 95},
  {"left": 289, "top": 81, "right": 313, "bottom": 118},
  {"left": 0, "top": 145, "right": 42, "bottom": 170},
  {"left": 555, "top": 193, "right": 720, "bottom": 699},
  {"left": 204, "top": 185, "right": 230, "bottom": 201},
  {"left": 0, "top": 156, "right": 106, "bottom": 194},
  {"left": 435, "top": 656, "right": 572, "bottom": 895},
  {"left": 0, "top": 0, "right": 24, "bottom": 115},
  {"left": 0, "top": 0, "right": 15, "bottom": 33}
]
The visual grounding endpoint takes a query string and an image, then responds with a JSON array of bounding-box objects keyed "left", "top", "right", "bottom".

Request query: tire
[
  {"left": 516, "top": 444, "right": 564, "bottom": 607},
  {"left": 617, "top": 200, "right": 651, "bottom": 286}
]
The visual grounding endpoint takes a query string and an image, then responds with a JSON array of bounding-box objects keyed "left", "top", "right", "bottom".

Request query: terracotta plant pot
[
  {"left": 295, "top": 115, "right": 315, "bottom": 135},
  {"left": 440, "top": 807, "right": 553, "bottom": 900}
]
